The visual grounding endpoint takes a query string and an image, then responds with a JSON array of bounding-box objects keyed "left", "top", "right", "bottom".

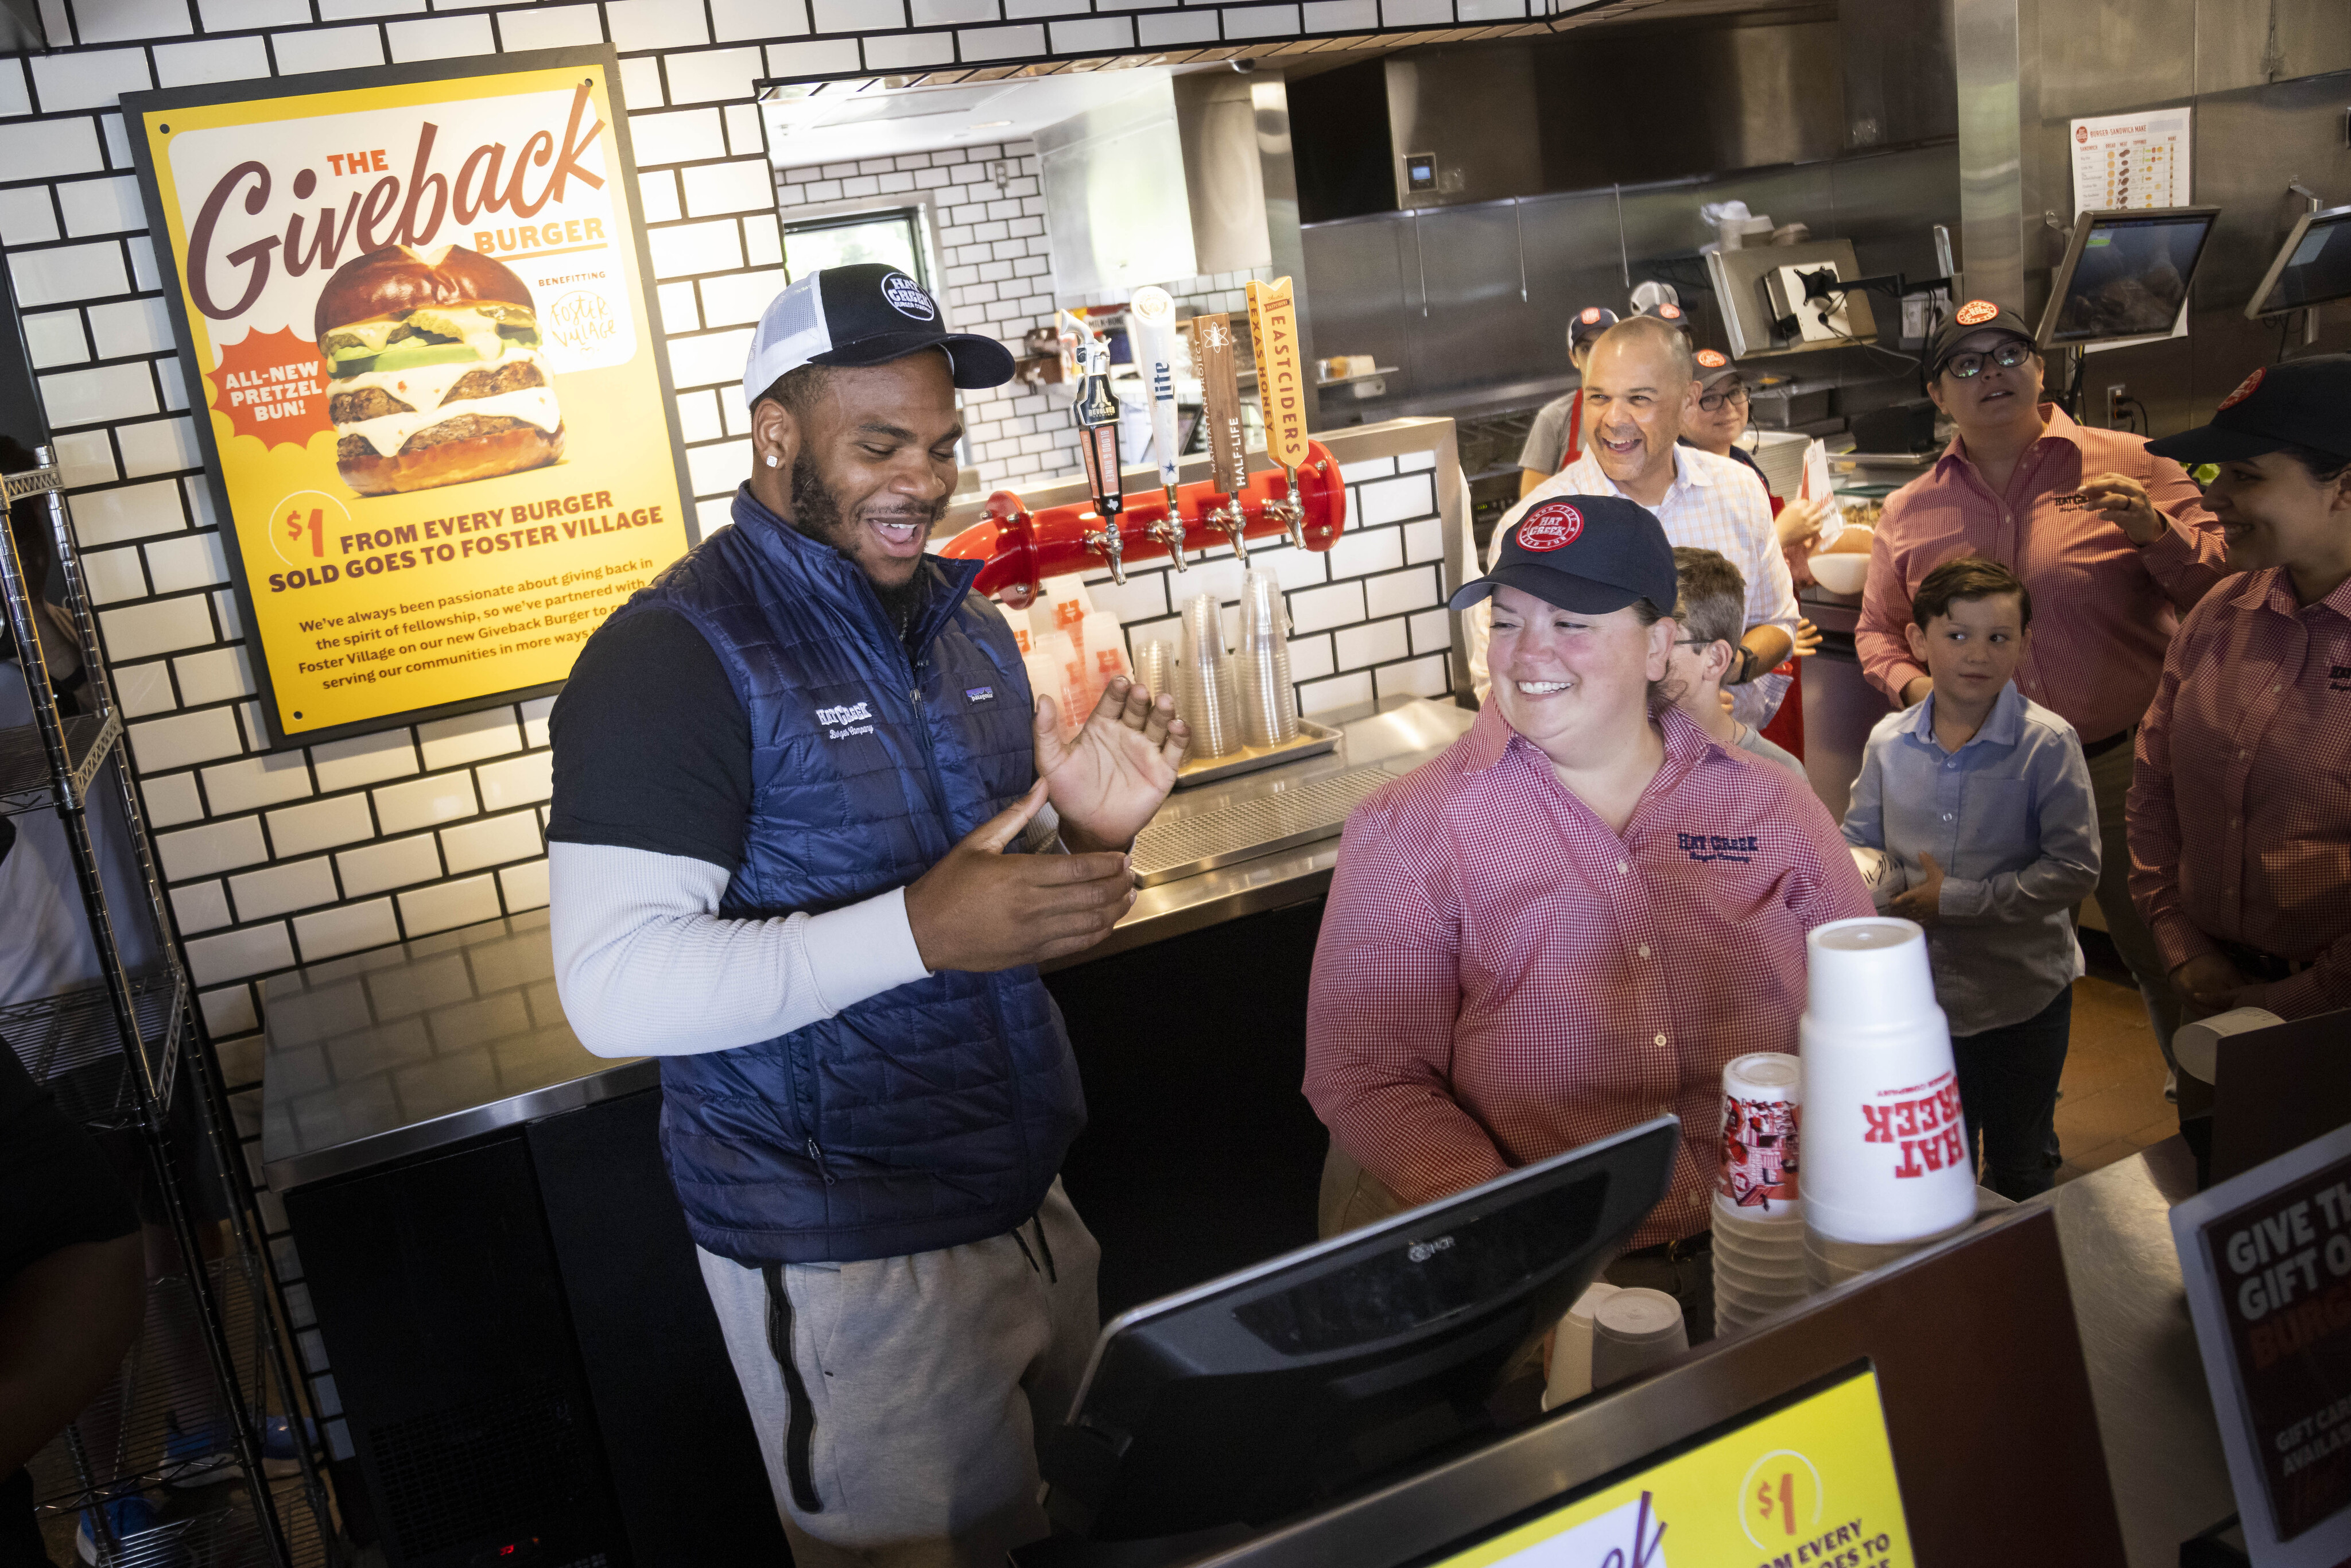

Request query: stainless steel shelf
[
  {"left": 0, "top": 709, "right": 121, "bottom": 816},
  {"left": 1, "top": 968, "right": 186, "bottom": 1128}
]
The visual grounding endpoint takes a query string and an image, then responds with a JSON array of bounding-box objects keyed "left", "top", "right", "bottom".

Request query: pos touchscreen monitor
[
  {"left": 1038, "top": 1117, "right": 1678, "bottom": 1542},
  {"left": 2245, "top": 204, "right": 2351, "bottom": 319},
  {"left": 2035, "top": 205, "right": 2221, "bottom": 349}
]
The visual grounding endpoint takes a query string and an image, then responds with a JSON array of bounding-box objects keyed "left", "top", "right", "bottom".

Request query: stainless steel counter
[
  {"left": 2049, "top": 1139, "right": 2235, "bottom": 1566},
  {"left": 258, "top": 696, "right": 1476, "bottom": 1190}
]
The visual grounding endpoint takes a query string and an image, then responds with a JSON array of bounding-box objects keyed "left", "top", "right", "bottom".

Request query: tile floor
[{"left": 2053, "top": 962, "right": 2182, "bottom": 1185}]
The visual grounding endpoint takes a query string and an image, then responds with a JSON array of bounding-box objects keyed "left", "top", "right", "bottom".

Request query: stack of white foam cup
[
  {"left": 1799, "top": 917, "right": 1979, "bottom": 1289},
  {"left": 1589, "top": 1288, "right": 1689, "bottom": 1390},
  {"left": 1711, "top": 1051, "right": 1810, "bottom": 1334},
  {"left": 1543, "top": 1282, "right": 1619, "bottom": 1410}
]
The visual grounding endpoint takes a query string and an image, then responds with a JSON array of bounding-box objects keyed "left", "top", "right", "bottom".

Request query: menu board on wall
[{"left": 124, "top": 49, "right": 696, "bottom": 747}]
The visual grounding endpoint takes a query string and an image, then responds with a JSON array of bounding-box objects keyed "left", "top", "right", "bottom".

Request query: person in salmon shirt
[
  {"left": 1856, "top": 299, "right": 2224, "bottom": 1097},
  {"left": 1305, "top": 494, "right": 1872, "bottom": 1342},
  {"left": 2129, "top": 356, "right": 2351, "bottom": 1115}
]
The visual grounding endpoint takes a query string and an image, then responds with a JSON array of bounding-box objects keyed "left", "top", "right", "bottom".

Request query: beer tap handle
[
  {"left": 1280, "top": 467, "right": 1306, "bottom": 550},
  {"left": 1131, "top": 287, "right": 1189, "bottom": 573},
  {"left": 1186, "top": 311, "right": 1250, "bottom": 564},
  {"left": 1067, "top": 313, "right": 1128, "bottom": 581}
]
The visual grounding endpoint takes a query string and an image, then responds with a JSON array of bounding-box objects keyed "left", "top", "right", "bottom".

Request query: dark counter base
[{"left": 1048, "top": 896, "right": 1332, "bottom": 1320}]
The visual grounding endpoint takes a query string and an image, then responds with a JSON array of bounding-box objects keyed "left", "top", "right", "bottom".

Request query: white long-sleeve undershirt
[{"left": 549, "top": 841, "right": 933, "bottom": 1059}]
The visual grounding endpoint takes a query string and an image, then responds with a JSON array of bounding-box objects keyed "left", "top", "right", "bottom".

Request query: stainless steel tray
[
  {"left": 1172, "top": 717, "right": 1342, "bottom": 789},
  {"left": 1133, "top": 760, "right": 1403, "bottom": 887}
]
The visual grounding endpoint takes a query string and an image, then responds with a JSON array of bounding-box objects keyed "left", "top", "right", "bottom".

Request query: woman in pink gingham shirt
[{"left": 1304, "top": 494, "right": 1871, "bottom": 1340}]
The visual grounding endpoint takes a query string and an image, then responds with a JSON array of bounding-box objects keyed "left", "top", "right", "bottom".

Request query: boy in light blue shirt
[{"left": 1842, "top": 557, "right": 2100, "bottom": 1198}]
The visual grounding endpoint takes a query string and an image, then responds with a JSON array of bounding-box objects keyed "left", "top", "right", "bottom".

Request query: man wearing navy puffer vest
[{"left": 547, "top": 264, "right": 1189, "bottom": 1567}]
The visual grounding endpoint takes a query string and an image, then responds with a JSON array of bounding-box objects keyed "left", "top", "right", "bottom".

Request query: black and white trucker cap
[{"left": 742, "top": 263, "right": 1015, "bottom": 408}]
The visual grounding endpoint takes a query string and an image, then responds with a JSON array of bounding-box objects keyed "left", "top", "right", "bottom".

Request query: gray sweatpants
[{"left": 697, "top": 1179, "right": 1101, "bottom": 1568}]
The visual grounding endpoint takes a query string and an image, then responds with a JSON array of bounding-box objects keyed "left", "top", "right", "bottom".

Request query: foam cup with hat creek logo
[
  {"left": 1797, "top": 917, "right": 1977, "bottom": 1246},
  {"left": 1517, "top": 502, "right": 1584, "bottom": 553}
]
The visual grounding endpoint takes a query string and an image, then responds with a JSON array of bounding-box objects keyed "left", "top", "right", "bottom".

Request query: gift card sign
[{"left": 2172, "top": 1120, "right": 2351, "bottom": 1565}]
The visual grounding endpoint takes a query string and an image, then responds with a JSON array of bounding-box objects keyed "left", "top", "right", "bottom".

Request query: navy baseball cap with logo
[
  {"left": 2147, "top": 355, "right": 2351, "bottom": 467},
  {"left": 743, "top": 263, "right": 1015, "bottom": 407},
  {"left": 1568, "top": 305, "right": 1619, "bottom": 352},
  {"left": 1450, "top": 494, "right": 1679, "bottom": 616},
  {"left": 1694, "top": 347, "right": 1741, "bottom": 388},
  {"left": 1637, "top": 300, "right": 1692, "bottom": 335},
  {"left": 1929, "top": 298, "right": 2035, "bottom": 375}
]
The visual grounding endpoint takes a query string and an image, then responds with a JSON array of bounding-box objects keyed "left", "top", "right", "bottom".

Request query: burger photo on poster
[{"left": 316, "top": 242, "right": 567, "bottom": 496}]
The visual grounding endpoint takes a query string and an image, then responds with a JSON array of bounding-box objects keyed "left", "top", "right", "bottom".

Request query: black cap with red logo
[
  {"left": 2147, "top": 355, "right": 2351, "bottom": 466},
  {"left": 1450, "top": 494, "right": 1680, "bottom": 616},
  {"left": 1694, "top": 347, "right": 1741, "bottom": 389}
]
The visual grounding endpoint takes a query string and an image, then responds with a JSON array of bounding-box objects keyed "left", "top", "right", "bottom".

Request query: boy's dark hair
[
  {"left": 1670, "top": 546, "right": 1747, "bottom": 654},
  {"left": 1912, "top": 555, "right": 2032, "bottom": 630}
]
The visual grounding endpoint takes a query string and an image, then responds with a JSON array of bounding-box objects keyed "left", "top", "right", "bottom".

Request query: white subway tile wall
[{"left": 3, "top": 0, "right": 1517, "bottom": 1459}]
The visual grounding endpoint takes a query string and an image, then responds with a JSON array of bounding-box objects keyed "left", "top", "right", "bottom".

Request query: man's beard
[{"left": 787, "top": 454, "right": 942, "bottom": 624}]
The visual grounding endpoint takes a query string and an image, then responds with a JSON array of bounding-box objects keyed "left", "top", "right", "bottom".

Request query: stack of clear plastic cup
[
  {"left": 1132, "top": 639, "right": 1174, "bottom": 709},
  {"left": 1799, "top": 917, "right": 1978, "bottom": 1283},
  {"left": 1235, "top": 570, "right": 1299, "bottom": 748},
  {"left": 1712, "top": 1051, "right": 1809, "bottom": 1335},
  {"left": 1177, "top": 592, "right": 1239, "bottom": 759}
]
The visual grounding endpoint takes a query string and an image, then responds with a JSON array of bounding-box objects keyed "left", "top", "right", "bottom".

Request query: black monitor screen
[
  {"left": 2049, "top": 213, "right": 2216, "bottom": 343},
  {"left": 1041, "top": 1119, "right": 1677, "bottom": 1541},
  {"left": 2259, "top": 210, "right": 2351, "bottom": 315}
]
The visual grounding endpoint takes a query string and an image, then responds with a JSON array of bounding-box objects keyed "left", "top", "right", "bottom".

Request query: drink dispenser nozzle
[
  {"left": 1128, "top": 286, "right": 1189, "bottom": 572},
  {"left": 1064, "top": 311, "right": 1127, "bottom": 584}
]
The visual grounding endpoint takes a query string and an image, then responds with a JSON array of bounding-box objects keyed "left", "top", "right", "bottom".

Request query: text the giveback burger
[{"left": 316, "top": 243, "right": 564, "bottom": 496}]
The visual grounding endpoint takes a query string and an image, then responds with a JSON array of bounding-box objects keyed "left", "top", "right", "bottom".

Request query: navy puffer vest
[{"left": 608, "top": 486, "right": 1084, "bottom": 1265}]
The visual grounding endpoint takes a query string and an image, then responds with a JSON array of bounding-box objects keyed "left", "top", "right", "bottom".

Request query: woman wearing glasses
[
  {"left": 1681, "top": 348, "right": 1838, "bottom": 573},
  {"left": 1855, "top": 299, "right": 2224, "bottom": 1102}
]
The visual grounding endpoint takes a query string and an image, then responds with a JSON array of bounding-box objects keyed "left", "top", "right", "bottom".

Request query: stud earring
[{"left": 765, "top": 453, "right": 779, "bottom": 468}]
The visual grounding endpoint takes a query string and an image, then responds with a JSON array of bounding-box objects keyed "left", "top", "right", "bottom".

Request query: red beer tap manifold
[{"left": 938, "top": 441, "right": 1348, "bottom": 609}]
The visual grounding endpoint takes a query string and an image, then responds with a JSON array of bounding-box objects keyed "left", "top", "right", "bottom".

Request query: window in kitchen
[{"left": 782, "top": 208, "right": 930, "bottom": 290}]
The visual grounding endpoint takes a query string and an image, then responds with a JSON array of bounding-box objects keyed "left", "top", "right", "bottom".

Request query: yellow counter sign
[
  {"left": 1433, "top": 1367, "right": 1914, "bottom": 1568},
  {"left": 126, "top": 49, "right": 693, "bottom": 744}
]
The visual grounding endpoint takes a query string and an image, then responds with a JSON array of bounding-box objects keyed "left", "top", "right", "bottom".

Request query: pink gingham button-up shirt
[
  {"left": 1857, "top": 406, "right": 2224, "bottom": 743},
  {"left": 1303, "top": 703, "right": 1873, "bottom": 1249},
  {"left": 2128, "top": 567, "right": 2351, "bottom": 1019}
]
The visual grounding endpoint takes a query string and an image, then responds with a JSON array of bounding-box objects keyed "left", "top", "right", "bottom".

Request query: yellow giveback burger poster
[
  {"left": 1431, "top": 1366, "right": 1917, "bottom": 1568},
  {"left": 125, "top": 50, "right": 695, "bottom": 746}
]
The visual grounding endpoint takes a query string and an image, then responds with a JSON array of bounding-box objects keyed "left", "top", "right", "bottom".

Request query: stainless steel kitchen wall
[
  {"left": 1303, "top": 142, "right": 1961, "bottom": 416},
  {"left": 1955, "top": 0, "right": 2350, "bottom": 435}
]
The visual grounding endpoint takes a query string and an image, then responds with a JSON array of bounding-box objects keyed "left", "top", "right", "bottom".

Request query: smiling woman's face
[{"left": 1487, "top": 583, "right": 1674, "bottom": 767}]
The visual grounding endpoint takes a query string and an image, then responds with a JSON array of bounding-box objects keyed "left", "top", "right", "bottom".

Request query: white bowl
[{"left": 1807, "top": 552, "right": 1870, "bottom": 595}]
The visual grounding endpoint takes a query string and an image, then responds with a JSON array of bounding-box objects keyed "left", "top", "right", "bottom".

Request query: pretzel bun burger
[{"left": 316, "top": 243, "right": 564, "bottom": 496}]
